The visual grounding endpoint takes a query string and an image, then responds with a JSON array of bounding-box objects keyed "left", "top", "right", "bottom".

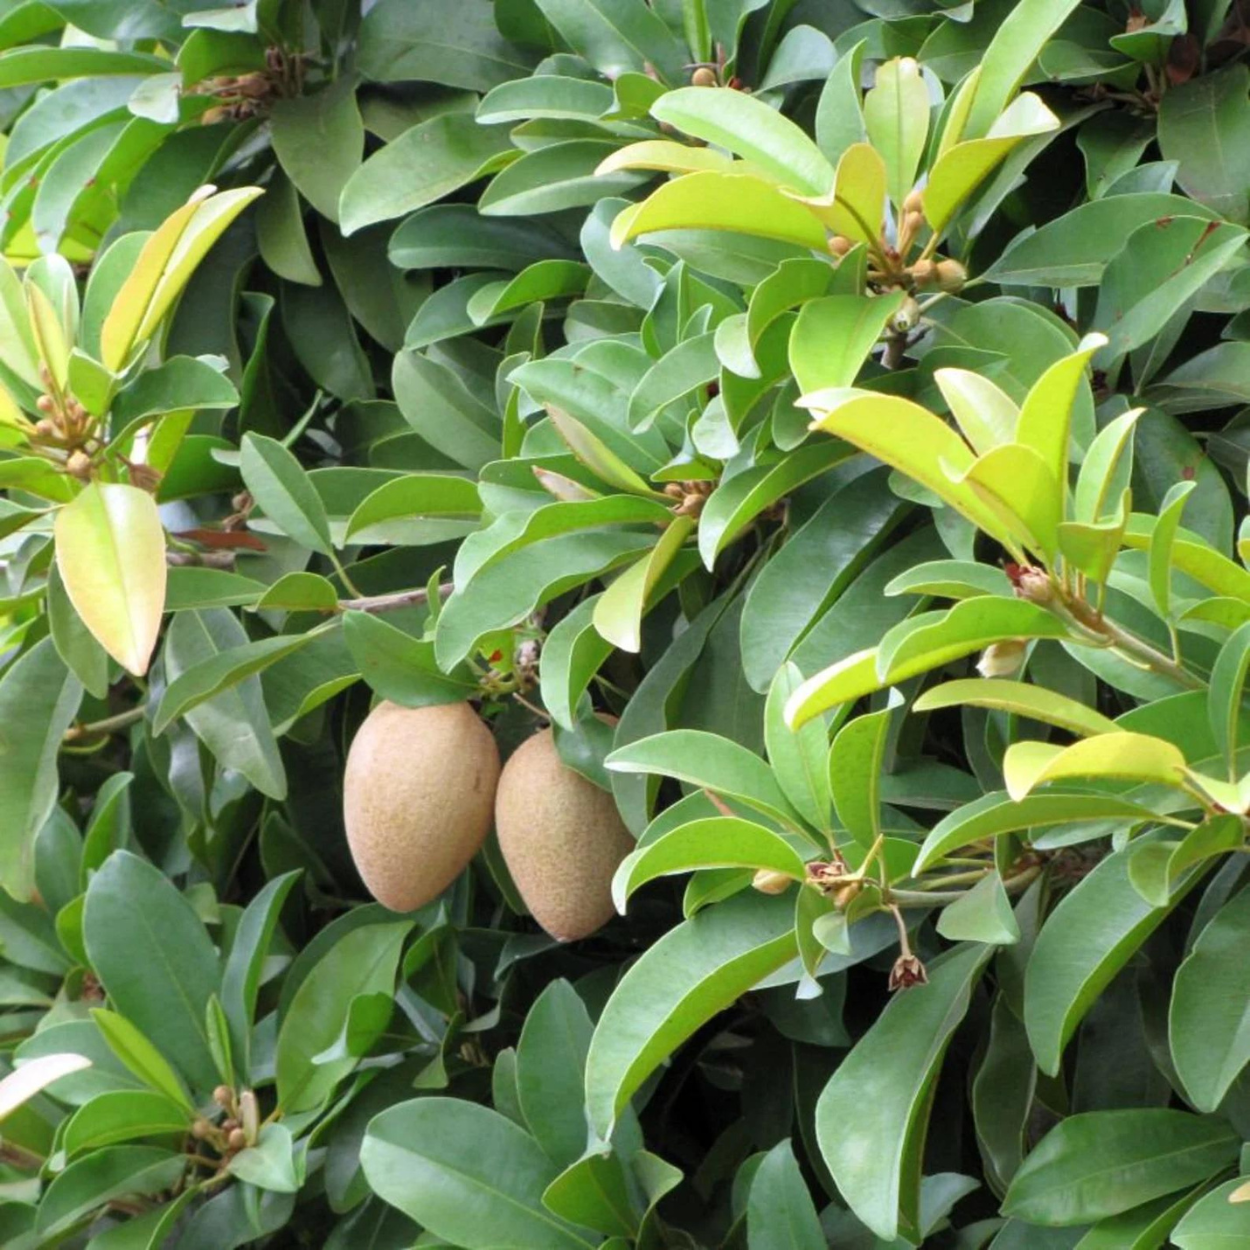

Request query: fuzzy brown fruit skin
[
  {"left": 343, "top": 701, "right": 500, "bottom": 912},
  {"left": 495, "top": 727, "right": 635, "bottom": 941}
]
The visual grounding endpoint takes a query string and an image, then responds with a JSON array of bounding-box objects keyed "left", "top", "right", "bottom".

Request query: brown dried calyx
[{"left": 663, "top": 479, "right": 713, "bottom": 517}]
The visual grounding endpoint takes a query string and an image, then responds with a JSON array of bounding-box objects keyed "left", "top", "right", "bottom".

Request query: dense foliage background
[{"left": 6, "top": 0, "right": 1250, "bottom": 1245}]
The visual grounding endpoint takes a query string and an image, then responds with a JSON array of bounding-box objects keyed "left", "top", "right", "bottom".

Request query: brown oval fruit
[
  {"left": 495, "top": 727, "right": 634, "bottom": 941},
  {"left": 343, "top": 701, "right": 501, "bottom": 912}
]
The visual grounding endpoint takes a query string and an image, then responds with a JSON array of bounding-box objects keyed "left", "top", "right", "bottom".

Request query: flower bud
[
  {"left": 829, "top": 235, "right": 853, "bottom": 257},
  {"left": 976, "top": 639, "right": 1027, "bottom": 679},
  {"left": 227, "top": 1127, "right": 247, "bottom": 1152},
  {"left": 903, "top": 188, "right": 925, "bottom": 216},
  {"left": 239, "top": 1089, "right": 260, "bottom": 1144},
  {"left": 934, "top": 258, "right": 968, "bottom": 291},
  {"left": 212, "top": 1085, "right": 233, "bottom": 1109},
  {"left": 191, "top": 1117, "right": 212, "bottom": 1140},
  {"left": 752, "top": 869, "right": 793, "bottom": 896},
  {"left": 902, "top": 209, "right": 924, "bottom": 239},
  {"left": 66, "top": 450, "right": 92, "bottom": 481},
  {"left": 691, "top": 67, "right": 717, "bottom": 87}
]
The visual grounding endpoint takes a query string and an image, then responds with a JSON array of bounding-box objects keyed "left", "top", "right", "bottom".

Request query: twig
[
  {"left": 335, "top": 583, "right": 454, "bottom": 615},
  {"left": 63, "top": 706, "right": 145, "bottom": 743}
]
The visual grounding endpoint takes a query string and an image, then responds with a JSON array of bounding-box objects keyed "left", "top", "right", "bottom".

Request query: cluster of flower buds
[
  {"left": 190, "top": 1085, "right": 262, "bottom": 1162},
  {"left": 31, "top": 365, "right": 97, "bottom": 480}
]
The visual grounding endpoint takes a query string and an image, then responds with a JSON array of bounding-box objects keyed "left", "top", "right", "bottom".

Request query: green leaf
[
  {"left": 1172, "top": 1179, "right": 1250, "bottom": 1246},
  {"left": 275, "top": 919, "right": 411, "bottom": 1113},
  {"left": 817, "top": 943, "right": 994, "bottom": 1241},
  {"left": 162, "top": 610, "right": 287, "bottom": 800},
  {"left": 154, "top": 631, "right": 319, "bottom": 734},
  {"left": 543, "top": 1152, "right": 638, "bottom": 1240},
  {"left": 358, "top": 0, "right": 536, "bottom": 90},
  {"left": 1024, "top": 834, "right": 1204, "bottom": 1076},
  {"left": 83, "top": 853, "right": 221, "bottom": 1096},
  {"left": 936, "top": 872, "right": 1020, "bottom": 945},
  {"left": 585, "top": 891, "right": 797, "bottom": 1137},
  {"left": 986, "top": 193, "right": 1220, "bottom": 287},
  {"left": 515, "top": 980, "right": 594, "bottom": 1168},
  {"left": 934, "top": 369, "right": 1018, "bottom": 455},
  {"left": 914, "top": 680, "right": 1118, "bottom": 738},
  {"left": 765, "top": 663, "right": 833, "bottom": 833},
  {"left": 788, "top": 294, "right": 905, "bottom": 395},
  {"left": 747, "top": 1140, "right": 825, "bottom": 1250},
  {"left": 0, "top": 638, "right": 82, "bottom": 899},
  {"left": 228, "top": 1123, "right": 301, "bottom": 1193},
  {"left": 613, "top": 817, "right": 806, "bottom": 912},
  {"left": 699, "top": 440, "right": 857, "bottom": 571},
  {"left": 830, "top": 701, "right": 893, "bottom": 849},
  {"left": 610, "top": 173, "right": 829, "bottom": 253},
  {"left": 62, "top": 1089, "right": 190, "bottom": 1155},
  {"left": 270, "top": 76, "right": 363, "bottom": 223},
  {"left": 362, "top": 1097, "right": 597, "bottom": 1249},
  {"left": 1158, "top": 64, "right": 1250, "bottom": 223},
  {"left": 864, "top": 56, "right": 930, "bottom": 208},
  {"left": 535, "top": 0, "right": 685, "bottom": 83},
  {"left": 339, "top": 114, "right": 513, "bottom": 236},
  {"left": 1003, "top": 1110, "right": 1237, "bottom": 1225},
  {"left": 480, "top": 141, "right": 646, "bottom": 216},
  {"left": 1208, "top": 619, "right": 1250, "bottom": 781},
  {"left": 651, "top": 87, "right": 834, "bottom": 197},
  {"left": 1170, "top": 881, "right": 1250, "bottom": 1112},
  {"left": 606, "top": 730, "right": 801, "bottom": 827},
  {"left": 35, "top": 1146, "right": 185, "bottom": 1241},
  {"left": 54, "top": 481, "right": 166, "bottom": 676},
  {"left": 240, "top": 433, "right": 333, "bottom": 555},
  {"left": 343, "top": 610, "right": 477, "bottom": 707},
  {"left": 220, "top": 870, "right": 300, "bottom": 1080}
]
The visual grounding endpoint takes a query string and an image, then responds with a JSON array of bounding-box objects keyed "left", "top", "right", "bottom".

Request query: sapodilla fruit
[
  {"left": 495, "top": 727, "right": 634, "bottom": 941},
  {"left": 343, "top": 701, "right": 500, "bottom": 912}
]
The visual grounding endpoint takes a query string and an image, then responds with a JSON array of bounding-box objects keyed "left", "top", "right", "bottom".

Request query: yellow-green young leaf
[
  {"left": 101, "top": 186, "right": 262, "bottom": 371},
  {"left": 955, "top": 442, "right": 1061, "bottom": 561},
  {"left": 0, "top": 379, "right": 33, "bottom": 433},
  {"left": 0, "top": 256, "right": 41, "bottom": 388},
  {"left": 863, "top": 57, "right": 930, "bottom": 208},
  {"left": 914, "top": 679, "right": 1118, "bottom": 737},
  {"left": 800, "top": 389, "right": 1010, "bottom": 543},
  {"left": 789, "top": 293, "right": 906, "bottom": 395},
  {"left": 1123, "top": 516, "right": 1250, "bottom": 604},
  {"left": 923, "top": 92, "right": 1058, "bottom": 235},
  {"left": 935, "top": 67, "right": 981, "bottom": 159},
  {"left": 785, "top": 649, "right": 881, "bottom": 730},
  {"left": 1014, "top": 333, "right": 1105, "bottom": 490},
  {"left": 546, "top": 407, "right": 667, "bottom": 499},
  {"left": 53, "top": 482, "right": 167, "bottom": 676},
  {"left": 1058, "top": 490, "right": 1130, "bottom": 585},
  {"left": 135, "top": 187, "right": 263, "bottom": 346},
  {"left": 1149, "top": 479, "right": 1196, "bottom": 620},
  {"left": 934, "top": 369, "right": 1018, "bottom": 455},
  {"left": 610, "top": 173, "right": 829, "bottom": 252},
  {"left": 593, "top": 515, "right": 694, "bottom": 652},
  {"left": 650, "top": 87, "right": 834, "bottom": 197},
  {"left": 596, "top": 139, "right": 733, "bottom": 176},
  {"left": 99, "top": 191, "right": 210, "bottom": 372},
  {"left": 25, "top": 283, "right": 70, "bottom": 389},
  {"left": 1073, "top": 408, "right": 1141, "bottom": 524},
  {"left": 1003, "top": 733, "right": 1188, "bottom": 802},
  {"left": 799, "top": 142, "right": 886, "bottom": 245},
  {"left": 962, "top": 0, "right": 1085, "bottom": 139},
  {"left": 90, "top": 1008, "right": 194, "bottom": 1111}
]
